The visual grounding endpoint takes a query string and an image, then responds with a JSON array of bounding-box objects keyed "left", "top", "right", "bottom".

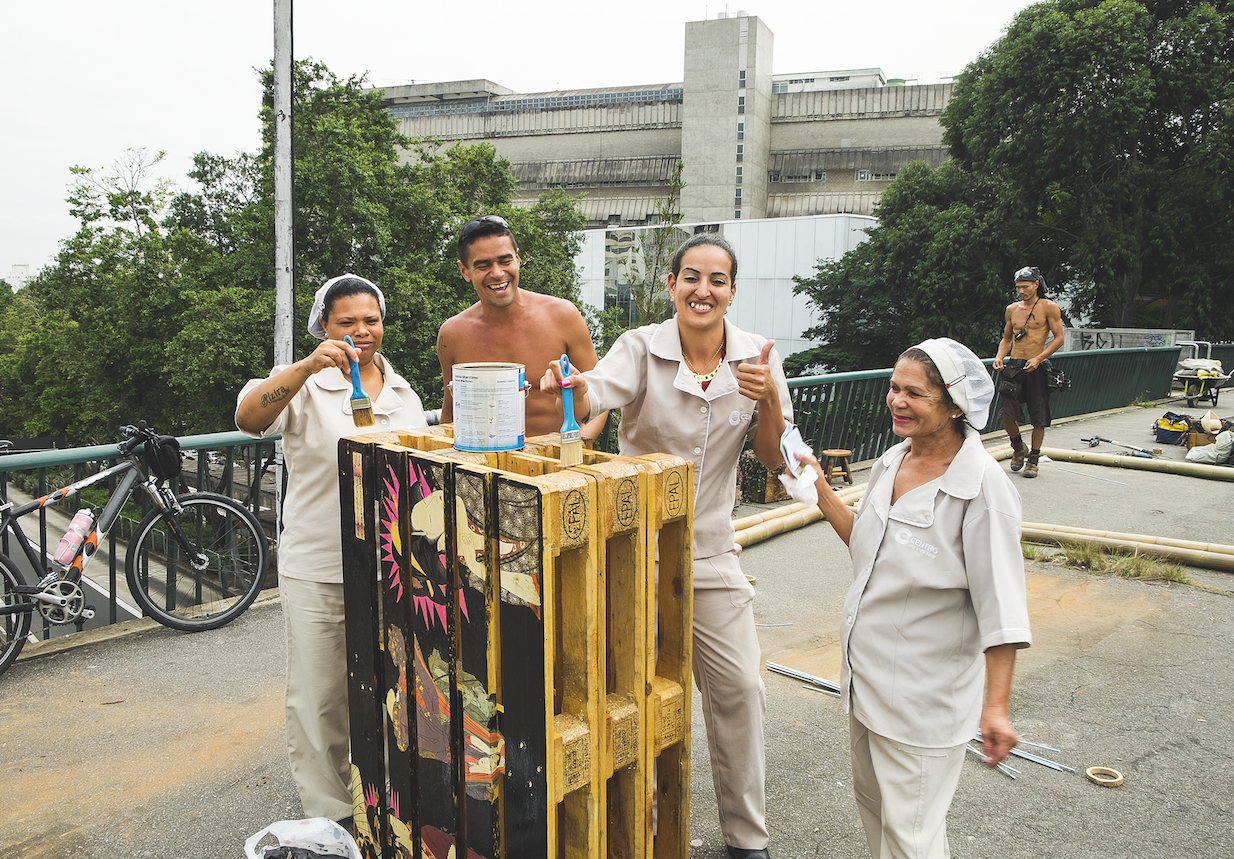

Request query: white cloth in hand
[{"left": 779, "top": 464, "right": 819, "bottom": 506}]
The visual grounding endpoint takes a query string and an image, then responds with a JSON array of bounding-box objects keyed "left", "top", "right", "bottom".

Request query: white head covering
[
  {"left": 913, "top": 337, "right": 995, "bottom": 429},
  {"left": 307, "top": 274, "right": 386, "bottom": 340}
]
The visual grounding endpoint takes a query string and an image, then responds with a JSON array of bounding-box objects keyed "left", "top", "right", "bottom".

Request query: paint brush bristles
[{"left": 344, "top": 335, "right": 375, "bottom": 428}]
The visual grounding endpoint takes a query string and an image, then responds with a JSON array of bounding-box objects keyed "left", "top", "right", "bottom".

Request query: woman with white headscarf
[
  {"left": 236, "top": 274, "right": 427, "bottom": 826},
  {"left": 798, "top": 337, "right": 1032, "bottom": 859}
]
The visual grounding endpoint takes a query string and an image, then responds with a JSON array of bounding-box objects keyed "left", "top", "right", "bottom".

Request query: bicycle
[{"left": 0, "top": 422, "right": 269, "bottom": 676}]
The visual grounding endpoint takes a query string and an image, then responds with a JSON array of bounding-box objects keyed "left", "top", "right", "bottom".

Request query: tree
[
  {"left": 943, "top": 0, "right": 1234, "bottom": 333},
  {"left": 791, "top": 161, "right": 1023, "bottom": 374},
  {"left": 794, "top": 0, "right": 1234, "bottom": 371},
  {"left": 5, "top": 148, "right": 186, "bottom": 442},
  {"left": 0, "top": 60, "right": 588, "bottom": 442},
  {"left": 165, "top": 62, "right": 588, "bottom": 417}
]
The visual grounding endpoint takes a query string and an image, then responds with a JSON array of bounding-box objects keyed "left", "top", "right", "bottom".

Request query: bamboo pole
[
  {"left": 732, "top": 502, "right": 811, "bottom": 532},
  {"left": 1022, "top": 522, "right": 1234, "bottom": 557},
  {"left": 1038, "top": 447, "right": 1234, "bottom": 481},
  {"left": 732, "top": 484, "right": 865, "bottom": 532},
  {"left": 1021, "top": 527, "right": 1234, "bottom": 573}
]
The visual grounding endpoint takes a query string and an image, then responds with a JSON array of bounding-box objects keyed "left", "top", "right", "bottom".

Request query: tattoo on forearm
[{"left": 260, "top": 386, "right": 291, "bottom": 409}]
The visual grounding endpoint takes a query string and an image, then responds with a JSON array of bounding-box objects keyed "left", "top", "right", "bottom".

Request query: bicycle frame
[{"left": 0, "top": 456, "right": 172, "bottom": 616}]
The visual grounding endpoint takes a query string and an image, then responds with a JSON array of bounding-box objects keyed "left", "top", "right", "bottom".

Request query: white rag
[{"left": 778, "top": 464, "right": 819, "bottom": 506}]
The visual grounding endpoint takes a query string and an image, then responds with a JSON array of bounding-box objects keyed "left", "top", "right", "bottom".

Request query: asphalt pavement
[{"left": 2, "top": 399, "right": 1232, "bottom": 859}]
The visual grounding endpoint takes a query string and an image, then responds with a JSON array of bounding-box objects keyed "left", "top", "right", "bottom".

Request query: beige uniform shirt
[
  {"left": 236, "top": 357, "right": 426, "bottom": 582},
  {"left": 584, "top": 318, "right": 794, "bottom": 560},
  {"left": 841, "top": 428, "right": 1032, "bottom": 748}
]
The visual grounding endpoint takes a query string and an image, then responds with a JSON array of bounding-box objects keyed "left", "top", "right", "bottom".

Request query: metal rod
[
  {"left": 975, "top": 732, "right": 1062, "bottom": 754},
  {"left": 966, "top": 745, "right": 1018, "bottom": 779},
  {"left": 1007, "top": 746, "right": 1076, "bottom": 773},
  {"left": 1055, "top": 467, "right": 1127, "bottom": 485},
  {"left": 767, "top": 661, "right": 842, "bottom": 695}
]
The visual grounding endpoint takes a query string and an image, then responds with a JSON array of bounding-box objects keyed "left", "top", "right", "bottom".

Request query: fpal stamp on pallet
[{"left": 339, "top": 427, "right": 693, "bottom": 859}]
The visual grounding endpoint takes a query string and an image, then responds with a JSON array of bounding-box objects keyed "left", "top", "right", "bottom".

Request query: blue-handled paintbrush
[
  {"left": 559, "top": 353, "right": 582, "bottom": 466},
  {"left": 344, "top": 335, "right": 374, "bottom": 427}
]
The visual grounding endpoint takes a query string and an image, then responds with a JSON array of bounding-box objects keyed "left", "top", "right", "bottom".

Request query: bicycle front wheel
[
  {"left": 0, "top": 554, "right": 34, "bottom": 675},
  {"left": 126, "top": 493, "right": 269, "bottom": 632}
]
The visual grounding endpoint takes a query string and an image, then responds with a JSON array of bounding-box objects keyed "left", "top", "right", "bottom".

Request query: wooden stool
[{"left": 821, "top": 449, "right": 853, "bottom": 485}]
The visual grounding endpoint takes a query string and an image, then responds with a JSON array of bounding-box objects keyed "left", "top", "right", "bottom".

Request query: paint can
[{"left": 450, "top": 363, "right": 526, "bottom": 451}]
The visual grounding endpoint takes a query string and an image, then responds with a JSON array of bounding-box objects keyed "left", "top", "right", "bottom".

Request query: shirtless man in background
[
  {"left": 992, "top": 265, "right": 1065, "bottom": 478},
  {"left": 437, "top": 215, "right": 607, "bottom": 440}
]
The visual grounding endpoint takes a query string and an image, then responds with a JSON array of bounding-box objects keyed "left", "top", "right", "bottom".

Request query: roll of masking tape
[{"left": 1085, "top": 766, "right": 1123, "bottom": 787}]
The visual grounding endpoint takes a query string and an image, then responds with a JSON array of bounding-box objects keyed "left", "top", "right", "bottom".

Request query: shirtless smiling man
[
  {"left": 992, "top": 265, "right": 1065, "bottom": 478},
  {"left": 437, "top": 215, "right": 607, "bottom": 440}
]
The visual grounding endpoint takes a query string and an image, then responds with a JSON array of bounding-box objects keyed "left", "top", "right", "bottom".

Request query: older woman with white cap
[
  {"left": 798, "top": 337, "right": 1032, "bottom": 859},
  {"left": 236, "top": 274, "right": 427, "bottom": 827}
]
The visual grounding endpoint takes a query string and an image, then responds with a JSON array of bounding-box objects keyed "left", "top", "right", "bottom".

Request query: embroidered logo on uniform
[
  {"left": 895, "top": 528, "right": 939, "bottom": 558},
  {"left": 728, "top": 410, "right": 750, "bottom": 426}
]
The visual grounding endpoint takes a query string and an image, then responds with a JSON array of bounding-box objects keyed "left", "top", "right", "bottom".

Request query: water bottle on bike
[{"left": 53, "top": 509, "right": 95, "bottom": 568}]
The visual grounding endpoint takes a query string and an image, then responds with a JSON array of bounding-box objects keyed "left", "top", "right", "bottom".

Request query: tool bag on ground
[
  {"left": 142, "top": 435, "right": 183, "bottom": 481},
  {"left": 1153, "top": 412, "right": 1191, "bottom": 445}
]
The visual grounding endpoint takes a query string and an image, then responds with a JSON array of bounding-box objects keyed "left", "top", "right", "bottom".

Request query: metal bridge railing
[
  {"left": 788, "top": 347, "right": 1183, "bottom": 462},
  {"left": 0, "top": 433, "right": 280, "bottom": 637}
]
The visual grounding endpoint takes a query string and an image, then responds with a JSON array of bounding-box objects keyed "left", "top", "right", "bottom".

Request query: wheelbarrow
[
  {"left": 1174, "top": 366, "right": 1228, "bottom": 408},
  {"left": 1174, "top": 342, "right": 1229, "bottom": 408}
]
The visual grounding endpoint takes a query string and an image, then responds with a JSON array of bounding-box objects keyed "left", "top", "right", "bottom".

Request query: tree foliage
[
  {"left": 792, "top": 161, "right": 1021, "bottom": 373},
  {"left": 0, "top": 61, "right": 587, "bottom": 443},
  {"left": 797, "top": 0, "right": 1234, "bottom": 374},
  {"left": 943, "top": 0, "right": 1234, "bottom": 332}
]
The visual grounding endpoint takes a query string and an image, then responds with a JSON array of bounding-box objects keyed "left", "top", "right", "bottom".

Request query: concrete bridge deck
[{"left": 3, "top": 402, "right": 1232, "bottom": 858}]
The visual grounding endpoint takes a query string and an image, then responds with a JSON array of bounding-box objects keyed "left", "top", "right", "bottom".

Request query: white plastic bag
[
  {"left": 244, "top": 818, "right": 361, "bottom": 859},
  {"left": 1185, "top": 429, "right": 1234, "bottom": 465}
]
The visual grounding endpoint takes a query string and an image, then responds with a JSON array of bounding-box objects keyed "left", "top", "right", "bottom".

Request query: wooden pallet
[{"left": 340, "top": 428, "right": 693, "bottom": 859}]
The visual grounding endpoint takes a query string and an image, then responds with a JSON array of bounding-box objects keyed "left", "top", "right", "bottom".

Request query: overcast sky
[{"left": 1, "top": 0, "right": 1036, "bottom": 277}]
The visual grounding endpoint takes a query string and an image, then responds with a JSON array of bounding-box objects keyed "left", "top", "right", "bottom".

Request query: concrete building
[
  {"left": 381, "top": 12, "right": 953, "bottom": 357},
  {"left": 382, "top": 11, "right": 951, "bottom": 228},
  {"left": 7, "top": 265, "right": 31, "bottom": 291}
]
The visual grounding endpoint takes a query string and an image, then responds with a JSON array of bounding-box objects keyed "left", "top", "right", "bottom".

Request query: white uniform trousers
[
  {"left": 281, "top": 577, "right": 353, "bottom": 822},
  {"left": 849, "top": 714, "right": 967, "bottom": 859},
  {"left": 693, "top": 552, "right": 769, "bottom": 850}
]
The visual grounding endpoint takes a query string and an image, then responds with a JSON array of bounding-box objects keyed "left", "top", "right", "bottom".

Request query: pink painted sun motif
[{"left": 381, "top": 465, "right": 403, "bottom": 601}]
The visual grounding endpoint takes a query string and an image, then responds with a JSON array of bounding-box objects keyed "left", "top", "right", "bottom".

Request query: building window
[
  {"left": 829, "top": 75, "right": 850, "bottom": 82},
  {"left": 856, "top": 170, "right": 897, "bottom": 181},
  {"left": 737, "top": 122, "right": 744, "bottom": 141},
  {"left": 736, "top": 144, "right": 743, "bottom": 162},
  {"left": 736, "top": 166, "right": 743, "bottom": 184},
  {"left": 737, "top": 96, "right": 745, "bottom": 115},
  {"left": 735, "top": 189, "right": 743, "bottom": 205},
  {"left": 734, "top": 210, "right": 742, "bottom": 219},
  {"left": 772, "top": 82, "right": 787, "bottom": 94},
  {"left": 739, "top": 70, "right": 746, "bottom": 89},
  {"left": 770, "top": 169, "right": 825, "bottom": 184}
]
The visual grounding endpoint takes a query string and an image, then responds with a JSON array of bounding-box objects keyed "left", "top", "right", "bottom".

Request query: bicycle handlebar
[{"left": 117, "top": 421, "right": 156, "bottom": 456}]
